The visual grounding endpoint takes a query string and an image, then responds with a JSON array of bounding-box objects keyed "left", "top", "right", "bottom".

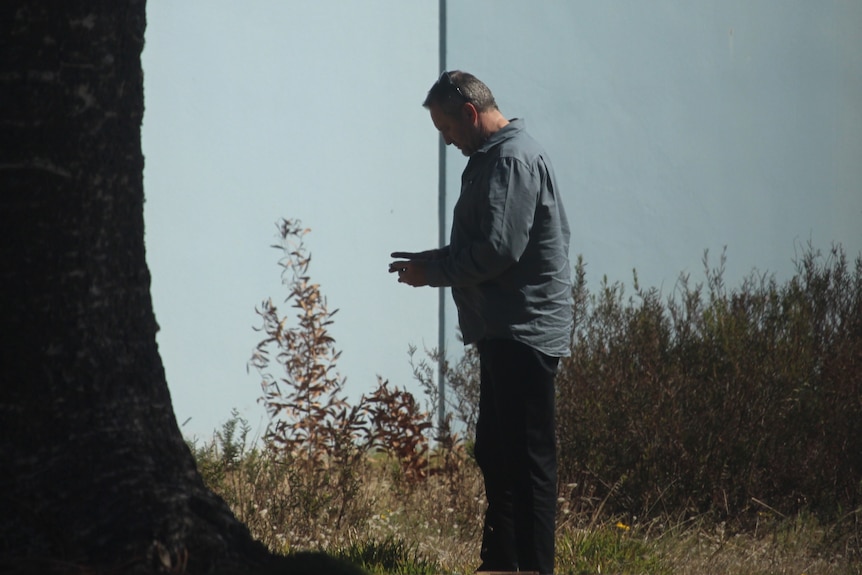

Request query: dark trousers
[{"left": 474, "top": 339, "right": 559, "bottom": 575}]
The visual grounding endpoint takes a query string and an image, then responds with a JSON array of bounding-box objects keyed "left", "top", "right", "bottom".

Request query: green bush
[{"left": 557, "top": 244, "right": 862, "bottom": 520}]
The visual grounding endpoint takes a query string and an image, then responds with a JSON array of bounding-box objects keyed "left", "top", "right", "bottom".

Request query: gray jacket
[{"left": 424, "top": 119, "right": 573, "bottom": 357}]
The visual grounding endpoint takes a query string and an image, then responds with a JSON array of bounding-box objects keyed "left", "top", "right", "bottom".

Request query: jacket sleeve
[{"left": 424, "top": 157, "right": 538, "bottom": 288}]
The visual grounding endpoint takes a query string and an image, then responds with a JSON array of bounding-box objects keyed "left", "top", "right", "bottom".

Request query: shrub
[
  {"left": 243, "top": 219, "right": 470, "bottom": 550},
  {"left": 409, "top": 341, "right": 480, "bottom": 444},
  {"left": 557, "top": 244, "right": 862, "bottom": 520}
]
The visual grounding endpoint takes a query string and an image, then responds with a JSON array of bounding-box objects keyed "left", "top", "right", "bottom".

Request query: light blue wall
[
  {"left": 446, "top": 1, "right": 862, "bottom": 292},
  {"left": 143, "top": 1, "right": 861, "bottom": 439}
]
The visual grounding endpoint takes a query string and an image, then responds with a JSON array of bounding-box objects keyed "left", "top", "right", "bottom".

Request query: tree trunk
[{"left": 0, "top": 3, "right": 361, "bottom": 574}]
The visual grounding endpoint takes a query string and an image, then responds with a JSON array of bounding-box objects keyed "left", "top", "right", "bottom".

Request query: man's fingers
[
  {"left": 388, "top": 261, "right": 409, "bottom": 273},
  {"left": 390, "top": 251, "right": 418, "bottom": 259}
]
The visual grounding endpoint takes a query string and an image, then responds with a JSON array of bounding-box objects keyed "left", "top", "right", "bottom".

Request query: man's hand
[{"left": 388, "top": 259, "right": 429, "bottom": 287}]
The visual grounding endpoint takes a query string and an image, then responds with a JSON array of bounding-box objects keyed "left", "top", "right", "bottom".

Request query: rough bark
[{"left": 0, "top": 3, "right": 362, "bottom": 574}]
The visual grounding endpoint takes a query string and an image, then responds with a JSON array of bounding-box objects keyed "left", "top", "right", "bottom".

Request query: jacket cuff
[{"left": 424, "top": 260, "right": 450, "bottom": 287}]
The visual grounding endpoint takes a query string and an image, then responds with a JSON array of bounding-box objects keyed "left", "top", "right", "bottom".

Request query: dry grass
[
  {"left": 656, "top": 512, "right": 860, "bottom": 575},
  {"left": 192, "top": 423, "right": 861, "bottom": 574}
]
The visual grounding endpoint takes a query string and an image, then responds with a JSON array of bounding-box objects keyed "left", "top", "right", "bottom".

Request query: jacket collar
[{"left": 475, "top": 118, "right": 524, "bottom": 155}]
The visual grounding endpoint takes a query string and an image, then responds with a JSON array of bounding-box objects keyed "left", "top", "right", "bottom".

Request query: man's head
[
  {"left": 423, "top": 70, "right": 498, "bottom": 116},
  {"left": 423, "top": 70, "right": 507, "bottom": 156}
]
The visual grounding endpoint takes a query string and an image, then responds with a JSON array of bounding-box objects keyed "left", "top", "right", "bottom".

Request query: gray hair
[{"left": 422, "top": 70, "right": 498, "bottom": 116}]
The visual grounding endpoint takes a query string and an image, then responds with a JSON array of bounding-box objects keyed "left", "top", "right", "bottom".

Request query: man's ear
[{"left": 462, "top": 102, "right": 479, "bottom": 124}]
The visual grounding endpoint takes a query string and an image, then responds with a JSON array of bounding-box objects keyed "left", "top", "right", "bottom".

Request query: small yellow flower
[{"left": 615, "top": 521, "right": 631, "bottom": 531}]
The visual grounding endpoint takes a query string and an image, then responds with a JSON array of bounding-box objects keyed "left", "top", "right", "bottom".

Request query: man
[{"left": 389, "top": 70, "right": 573, "bottom": 575}]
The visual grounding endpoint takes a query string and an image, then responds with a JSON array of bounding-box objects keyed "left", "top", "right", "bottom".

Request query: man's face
[{"left": 429, "top": 102, "right": 478, "bottom": 157}]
